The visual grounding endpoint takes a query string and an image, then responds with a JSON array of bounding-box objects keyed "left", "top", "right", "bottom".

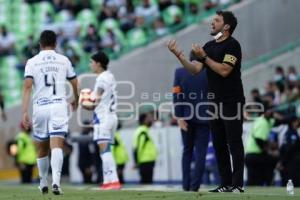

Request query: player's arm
[
  {"left": 22, "top": 78, "right": 33, "bottom": 129},
  {"left": 69, "top": 78, "right": 79, "bottom": 111},
  {"left": 167, "top": 39, "right": 203, "bottom": 75},
  {"left": 82, "top": 87, "right": 104, "bottom": 111}
]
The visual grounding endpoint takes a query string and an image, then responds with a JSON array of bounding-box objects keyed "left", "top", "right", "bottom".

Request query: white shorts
[
  {"left": 32, "top": 102, "right": 69, "bottom": 141},
  {"left": 93, "top": 113, "right": 118, "bottom": 144}
]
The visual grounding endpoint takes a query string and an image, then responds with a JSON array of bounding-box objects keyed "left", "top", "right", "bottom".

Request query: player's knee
[
  {"left": 38, "top": 148, "right": 49, "bottom": 157},
  {"left": 99, "top": 143, "right": 110, "bottom": 154},
  {"left": 50, "top": 136, "right": 65, "bottom": 149}
]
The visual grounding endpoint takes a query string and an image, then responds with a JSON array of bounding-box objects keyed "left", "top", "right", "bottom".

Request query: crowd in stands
[
  {"left": 0, "top": 0, "right": 238, "bottom": 70},
  {"left": 245, "top": 66, "right": 300, "bottom": 186}
]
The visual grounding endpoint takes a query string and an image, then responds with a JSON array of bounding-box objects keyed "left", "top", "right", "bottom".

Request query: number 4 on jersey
[{"left": 44, "top": 74, "right": 56, "bottom": 95}]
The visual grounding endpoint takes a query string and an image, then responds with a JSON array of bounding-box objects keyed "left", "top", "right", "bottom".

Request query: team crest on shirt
[
  {"left": 42, "top": 55, "right": 56, "bottom": 61},
  {"left": 223, "top": 54, "right": 237, "bottom": 65}
]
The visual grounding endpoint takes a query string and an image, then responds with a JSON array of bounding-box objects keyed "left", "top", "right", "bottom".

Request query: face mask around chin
[{"left": 213, "top": 32, "right": 223, "bottom": 40}]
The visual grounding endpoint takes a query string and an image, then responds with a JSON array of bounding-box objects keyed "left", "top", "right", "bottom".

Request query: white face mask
[{"left": 213, "top": 32, "right": 223, "bottom": 40}]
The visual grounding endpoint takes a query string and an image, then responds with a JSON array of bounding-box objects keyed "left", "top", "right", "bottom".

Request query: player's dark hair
[
  {"left": 91, "top": 51, "right": 109, "bottom": 70},
  {"left": 39, "top": 30, "right": 57, "bottom": 47},
  {"left": 216, "top": 10, "right": 237, "bottom": 34}
]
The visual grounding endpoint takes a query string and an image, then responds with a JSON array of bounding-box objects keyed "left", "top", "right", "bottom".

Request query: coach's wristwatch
[{"left": 199, "top": 54, "right": 208, "bottom": 63}]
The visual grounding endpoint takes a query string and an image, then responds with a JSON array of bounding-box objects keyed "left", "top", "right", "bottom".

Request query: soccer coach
[{"left": 167, "top": 11, "right": 245, "bottom": 193}]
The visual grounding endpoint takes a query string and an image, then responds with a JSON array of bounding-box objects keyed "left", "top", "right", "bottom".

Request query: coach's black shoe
[
  {"left": 226, "top": 186, "right": 244, "bottom": 193},
  {"left": 39, "top": 186, "right": 48, "bottom": 194},
  {"left": 209, "top": 185, "right": 231, "bottom": 193},
  {"left": 52, "top": 184, "right": 63, "bottom": 195}
]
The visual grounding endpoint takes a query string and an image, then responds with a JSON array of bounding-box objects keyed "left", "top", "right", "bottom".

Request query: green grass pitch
[{"left": 0, "top": 184, "right": 300, "bottom": 200}]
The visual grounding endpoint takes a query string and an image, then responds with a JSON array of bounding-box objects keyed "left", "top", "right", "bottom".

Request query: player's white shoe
[{"left": 52, "top": 184, "right": 63, "bottom": 195}]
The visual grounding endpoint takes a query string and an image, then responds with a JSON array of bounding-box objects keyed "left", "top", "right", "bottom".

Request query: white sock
[
  {"left": 101, "top": 152, "right": 119, "bottom": 184},
  {"left": 51, "top": 148, "right": 63, "bottom": 187},
  {"left": 37, "top": 156, "right": 49, "bottom": 187}
]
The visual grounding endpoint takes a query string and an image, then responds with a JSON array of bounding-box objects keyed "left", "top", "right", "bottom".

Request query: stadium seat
[
  {"left": 76, "top": 9, "right": 98, "bottom": 37},
  {"left": 0, "top": 3, "right": 10, "bottom": 27},
  {"left": 162, "top": 5, "right": 183, "bottom": 26},
  {"left": 32, "top": 1, "right": 55, "bottom": 32},
  {"left": 0, "top": 56, "right": 22, "bottom": 107},
  {"left": 99, "top": 18, "right": 120, "bottom": 35},
  {"left": 99, "top": 27, "right": 127, "bottom": 48},
  {"left": 126, "top": 28, "right": 148, "bottom": 48},
  {"left": 91, "top": 0, "right": 103, "bottom": 12},
  {"left": 55, "top": 10, "right": 72, "bottom": 23}
]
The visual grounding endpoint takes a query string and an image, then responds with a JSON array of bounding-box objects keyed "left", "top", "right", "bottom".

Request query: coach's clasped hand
[{"left": 191, "top": 43, "right": 207, "bottom": 58}]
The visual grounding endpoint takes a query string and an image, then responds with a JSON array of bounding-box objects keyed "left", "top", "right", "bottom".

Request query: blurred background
[{"left": 0, "top": 0, "right": 300, "bottom": 187}]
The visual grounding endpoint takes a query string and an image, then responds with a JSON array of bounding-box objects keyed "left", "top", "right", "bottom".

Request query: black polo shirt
[{"left": 202, "top": 36, "right": 245, "bottom": 103}]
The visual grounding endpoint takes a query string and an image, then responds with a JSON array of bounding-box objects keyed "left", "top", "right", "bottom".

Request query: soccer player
[
  {"left": 82, "top": 51, "right": 121, "bottom": 190},
  {"left": 22, "top": 30, "right": 79, "bottom": 195},
  {"left": 167, "top": 11, "right": 245, "bottom": 193}
]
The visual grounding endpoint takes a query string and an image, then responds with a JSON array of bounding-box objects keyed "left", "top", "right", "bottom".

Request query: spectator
[
  {"left": 245, "top": 104, "right": 283, "bottom": 186},
  {"left": 71, "top": 0, "right": 91, "bottom": 15},
  {"left": 189, "top": 3, "right": 199, "bottom": 16},
  {"left": 278, "top": 116, "right": 300, "bottom": 186},
  {"left": 158, "top": 0, "right": 173, "bottom": 11},
  {"left": 83, "top": 25, "right": 102, "bottom": 53},
  {"left": 135, "top": 0, "right": 159, "bottom": 25},
  {"left": 153, "top": 17, "right": 169, "bottom": 36},
  {"left": 0, "top": 26, "right": 15, "bottom": 56},
  {"left": 15, "top": 123, "right": 37, "bottom": 183},
  {"left": 61, "top": 0, "right": 77, "bottom": 14},
  {"left": 251, "top": 88, "right": 263, "bottom": 104},
  {"left": 273, "top": 66, "right": 285, "bottom": 90},
  {"left": 62, "top": 41, "right": 80, "bottom": 67},
  {"left": 112, "top": 122, "right": 129, "bottom": 184},
  {"left": 0, "top": 90, "right": 6, "bottom": 121},
  {"left": 263, "top": 81, "right": 279, "bottom": 106},
  {"left": 118, "top": 0, "right": 136, "bottom": 33},
  {"left": 105, "top": 0, "right": 125, "bottom": 9},
  {"left": 98, "top": 5, "right": 118, "bottom": 21},
  {"left": 77, "top": 122, "right": 94, "bottom": 183},
  {"left": 133, "top": 112, "right": 157, "bottom": 184},
  {"left": 22, "top": 35, "right": 39, "bottom": 59},
  {"left": 287, "top": 83, "right": 300, "bottom": 102},
  {"left": 60, "top": 10, "right": 81, "bottom": 40},
  {"left": 101, "top": 29, "right": 121, "bottom": 53},
  {"left": 287, "top": 66, "right": 298, "bottom": 88}
]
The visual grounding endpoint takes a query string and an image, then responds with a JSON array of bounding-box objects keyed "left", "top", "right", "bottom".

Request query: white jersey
[
  {"left": 24, "top": 50, "right": 76, "bottom": 105},
  {"left": 93, "top": 70, "right": 117, "bottom": 118}
]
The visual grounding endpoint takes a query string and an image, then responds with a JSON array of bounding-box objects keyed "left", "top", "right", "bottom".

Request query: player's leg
[
  {"left": 48, "top": 103, "right": 68, "bottom": 195},
  {"left": 98, "top": 142, "right": 121, "bottom": 189},
  {"left": 49, "top": 136, "right": 65, "bottom": 194},
  {"left": 35, "top": 140, "right": 50, "bottom": 193},
  {"left": 94, "top": 115, "right": 120, "bottom": 190},
  {"left": 32, "top": 107, "right": 50, "bottom": 194}
]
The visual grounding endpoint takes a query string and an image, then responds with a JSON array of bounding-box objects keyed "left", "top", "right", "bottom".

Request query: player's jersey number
[{"left": 44, "top": 74, "right": 56, "bottom": 95}]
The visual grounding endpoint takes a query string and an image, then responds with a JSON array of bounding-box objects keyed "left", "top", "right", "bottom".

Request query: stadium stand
[{"left": 0, "top": 0, "right": 240, "bottom": 107}]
